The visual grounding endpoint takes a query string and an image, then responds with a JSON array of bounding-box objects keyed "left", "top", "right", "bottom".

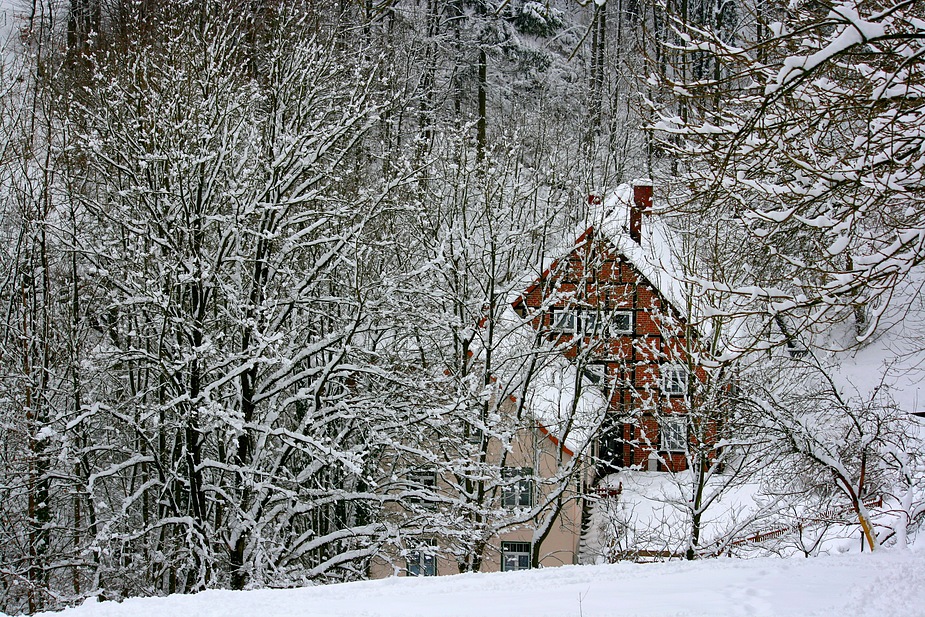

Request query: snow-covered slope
[{"left": 36, "top": 549, "right": 925, "bottom": 617}]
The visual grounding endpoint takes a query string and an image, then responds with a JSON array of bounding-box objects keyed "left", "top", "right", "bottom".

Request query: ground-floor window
[
  {"left": 407, "top": 540, "right": 437, "bottom": 576},
  {"left": 501, "top": 541, "right": 532, "bottom": 572}
]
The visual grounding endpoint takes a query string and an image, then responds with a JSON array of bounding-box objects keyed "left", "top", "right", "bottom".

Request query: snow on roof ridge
[
  {"left": 597, "top": 184, "right": 691, "bottom": 320},
  {"left": 508, "top": 185, "right": 692, "bottom": 326}
]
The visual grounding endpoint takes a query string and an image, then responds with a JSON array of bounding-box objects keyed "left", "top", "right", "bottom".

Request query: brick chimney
[{"left": 629, "top": 179, "right": 653, "bottom": 244}]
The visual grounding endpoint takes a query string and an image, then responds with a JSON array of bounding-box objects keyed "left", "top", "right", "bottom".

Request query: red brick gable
[{"left": 513, "top": 226, "right": 705, "bottom": 473}]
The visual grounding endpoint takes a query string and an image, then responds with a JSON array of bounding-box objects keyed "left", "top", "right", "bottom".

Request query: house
[
  {"left": 512, "top": 180, "right": 703, "bottom": 477},
  {"left": 371, "top": 180, "right": 925, "bottom": 574},
  {"left": 370, "top": 181, "right": 701, "bottom": 578}
]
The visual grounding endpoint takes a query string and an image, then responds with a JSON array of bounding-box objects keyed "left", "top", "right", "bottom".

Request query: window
[
  {"left": 583, "top": 309, "right": 600, "bottom": 334},
  {"left": 662, "top": 364, "right": 687, "bottom": 395},
  {"left": 407, "top": 540, "right": 437, "bottom": 576},
  {"left": 501, "top": 541, "right": 532, "bottom": 572},
  {"left": 466, "top": 422, "right": 484, "bottom": 444},
  {"left": 407, "top": 470, "right": 437, "bottom": 508},
  {"left": 550, "top": 308, "right": 577, "bottom": 333},
  {"left": 553, "top": 308, "right": 633, "bottom": 337},
  {"left": 581, "top": 309, "right": 633, "bottom": 336},
  {"left": 501, "top": 467, "right": 534, "bottom": 508},
  {"left": 660, "top": 415, "right": 687, "bottom": 452},
  {"left": 582, "top": 362, "right": 608, "bottom": 385},
  {"left": 609, "top": 310, "right": 634, "bottom": 335}
]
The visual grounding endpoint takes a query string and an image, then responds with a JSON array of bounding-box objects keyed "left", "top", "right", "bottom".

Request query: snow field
[{"left": 35, "top": 548, "right": 925, "bottom": 617}]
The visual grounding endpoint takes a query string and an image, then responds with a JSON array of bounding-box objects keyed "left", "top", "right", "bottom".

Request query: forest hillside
[{"left": 0, "top": 0, "right": 921, "bottom": 614}]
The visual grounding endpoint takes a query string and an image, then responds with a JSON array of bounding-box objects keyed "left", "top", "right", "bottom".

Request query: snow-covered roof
[
  {"left": 525, "top": 356, "right": 608, "bottom": 456},
  {"left": 513, "top": 183, "right": 691, "bottom": 321},
  {"left": 465, "top": 306, "right": 607, "bottom": 456},
  {"left": 595, "top": 184, "right": 690, "bottom": 319}
]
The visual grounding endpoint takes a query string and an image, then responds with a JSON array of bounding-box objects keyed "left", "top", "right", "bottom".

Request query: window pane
[
  {"left": 611, "top": 311, "right": 633, "bottom": 334},
  {"left": 422, "top": 554, "right": 436, "bottom": 576},
  {"left": 663, "top": 366, "right": 687, "bottom": 394},
  {"left": 661, "top": 416, "right": 687, "bottom": 451},
  {"left": 552, "top": 310, "right": 576, "bottom": 332},
  {"left": 584, "top": 311, "right": 598, "bottom": 333},
  {"left": 408, "top": 551, "right": 421, "bottom": 576},
  {"left": 519, "top": 479, "right": 533, "bottom": 507}
]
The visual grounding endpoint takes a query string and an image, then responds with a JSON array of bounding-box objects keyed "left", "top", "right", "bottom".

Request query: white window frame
[
  {"left": 660, "top": 415, "right": 687, "bottom": 452},
  {"left": 501, "top": 467, "right": 534, "bottom": 508},
  {"left": 608, "top": 310, "right": 634, "bottom": 335},
  {"left": 501, "top": 541, "right": 532, "bottom": 572},
  {"left": 661, "top": 364, "right": 688, "bottom": 395},
  {"left": 550, "top": 308, "right": 577, "bottom": 333}
]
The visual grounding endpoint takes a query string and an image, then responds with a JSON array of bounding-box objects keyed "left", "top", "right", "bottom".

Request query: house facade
[
  {"left": 512, "top": 181, "right": 701, "bottom": 476},
  {"left": 371, "top": 181, "right": 701, "bottom": 579},
  {"left": 368, "top": 419, "right": 586, "bottom": 578}
]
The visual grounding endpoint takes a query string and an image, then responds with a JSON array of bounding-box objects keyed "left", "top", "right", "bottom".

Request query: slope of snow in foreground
[{"left": 37, "top": 549, "right": 925, "bottom": 617}]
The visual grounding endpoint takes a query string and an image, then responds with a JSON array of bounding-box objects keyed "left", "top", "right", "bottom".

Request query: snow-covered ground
[{"left": 35, "top": 548, "right": 925, "bottom": 617}]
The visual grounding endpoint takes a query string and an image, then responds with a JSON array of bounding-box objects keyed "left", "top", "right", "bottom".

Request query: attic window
[
  {"left": 661, "top": 365, "right": 687, "bottom": 396},
  {"left": 550, "top": 308, "right": 577, "bottom": 333},
  {"left": 581, "top": 309, "right": 633, "bottom": 336}
]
